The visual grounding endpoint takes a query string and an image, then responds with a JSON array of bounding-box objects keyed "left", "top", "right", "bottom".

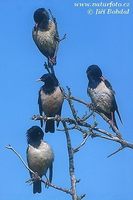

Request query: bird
[
  {"left": 32, "top": 8, "right": 59, "bottom": 68},
  {"left": 86, "top": 65, "right": 122, "bottom": 130},
  {"left": 26, "top": 126, "right": 54, "bottom": 194},
  {"left": 38, "top": 73, "right": 64, "bottom": 133}
]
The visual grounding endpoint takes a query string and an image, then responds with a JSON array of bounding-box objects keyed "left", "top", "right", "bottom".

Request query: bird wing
[
  {"left": 26, "top": 146, "right": 33, "bottom": 178},
  {"left": 112, "top": 97, "right": 123, "bottom": 124},
  {"left": 103, "top": 79, "right": 122, "bottom": 124},
  {"left": 103, "top": 78, "right": 115, "bottom": 95},
  {"left": 57, "top": 86, "right": 64, "bottom": 116},
  {"left": 56, "top": 86, "right": 64, "bottom": 127},
  {"left": 49, "top": 162, "right": 53, "bottom": 183},
  {"left": 38, "top": 89, "right": 43, "bottom": 127}
]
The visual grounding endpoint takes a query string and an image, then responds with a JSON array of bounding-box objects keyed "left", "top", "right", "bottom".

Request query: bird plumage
[
  {"left": 26, "top": 126, "right": 54, "bottom": 193},
  {"left": 32, "top": 8, "right": 59, "bottom": 65},
  {"left": 38, "top": 74, "right": 64, "bottom": 133},
  {"left": 86, "top": 65, "right": 122, "bottom": 129}
]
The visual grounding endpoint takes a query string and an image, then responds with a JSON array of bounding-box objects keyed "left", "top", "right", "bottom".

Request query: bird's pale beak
[
  {"left": 100, "top": 76, "right": 106, "bottom": 81},
  {"left": 36, "top": 78, "right": 42, "bottom": 82},
  {"left": 34, "top": 23, "right": 38, "bottom": 31}
]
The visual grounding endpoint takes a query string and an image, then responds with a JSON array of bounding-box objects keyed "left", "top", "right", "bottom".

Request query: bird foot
[
  {"left": 49, "top": 57, "right": 56, "bottom": 66},
  {"left": 26, "top": 172, "right": 41, "bottom": 185},
  {"left": 55, "top": 114, "right": 61, "bottom": 120},
  {"left": 116, "top": 133, "right": 122, "bottom": 139},
  {"left": 55, "top": 115, "right": 61, "bottom": 127},
  {"left": 25, "top": 178, "right": 34, "bottom": 185},
  {"left": 44, "top": 175, "right": 50, "bottom": 188},
  {"left": 87, "top": 103, "right": 96, "bottom": 111}
]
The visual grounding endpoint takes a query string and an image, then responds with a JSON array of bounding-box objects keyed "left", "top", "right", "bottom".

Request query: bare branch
[
  {"left": 6, "top": 145, "right": 72, "bottom": 195},
  {"left": 66, "top": 87, "right": 79, "bottom": 122},
  {"left": 32, "top": 114, "right": 133, "bottom": 152},
  {"left": 44, "top": 62, "right": 51, "bottom": 74},
  {"left": 64, "top": 92, "right": 122, "bottom": 138},
  {"left": 73, "top": 135, "right": 89, "bottom": 153},
  {"left": 57, "top": 125, "right": 76, "bottom": 131},
  {"left": 107, "top": 146, "right": 125, "bottom": 158},
  {"left": 80, "top": 194, "right": 86, "bottom": 199},
  {"left": 41, "top": 179, "right": 72, "bottom": 195},
  {"left": 5, "top": 145, "right": 35, "bottom": 174},
  {"left": 81, "top": 111, "right": 94, "bottom": 121},
  {"left": 59, "top": 33, "right": 67, "bottom": 42},
  {"left": 62, "top": 121, "right": 80, "bottom": 200}
]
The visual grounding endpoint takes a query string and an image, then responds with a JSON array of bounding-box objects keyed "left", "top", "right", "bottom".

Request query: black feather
[
  {"left": 33, "top": 180, "right": 41, "bottom": 194},
  {"left": 45, "top": 120, "right": 55, "bottom": 133}
]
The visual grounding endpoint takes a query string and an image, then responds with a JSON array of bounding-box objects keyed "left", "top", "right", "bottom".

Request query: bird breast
[
  {"left": 32, "top": 21, "right": 57, "bottom": 57},
  {"left": 27, "top": 141, "right": 54, "bottom": 176},
  {"left": 88, "top": 81, "right": 114, "bottom": 113},
  {"left": 40, "top": 86, "right": 64, "bottom": 116}
]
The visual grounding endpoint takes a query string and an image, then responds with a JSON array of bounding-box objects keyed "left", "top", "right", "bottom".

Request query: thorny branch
[
  {"left": 6, "top": 87, "right": 133, "bottom": 199},
  {"left": 63, "top": 89, "right": 122, "bottom": 138},
  {"left": 62, "top": 121, "right": 79, "bottom": 200},
  {"left": 32, "top": 87, "right": 133, "bottom": 158},
  {"left": 6, "top": 145, "right": 72, "bottom": 195}
]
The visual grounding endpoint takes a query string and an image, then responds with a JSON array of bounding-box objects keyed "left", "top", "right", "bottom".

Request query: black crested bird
[
  {"left": 27, "top": 126, "right": 54, "bottom": 194},
  {"left": 32, "top": 8, "right": 59, "bottom": 67},
  {"left": 38, "top": 73, "right": 64, "bottom": 133},
  {"left": 86, "top": 65, "right": 122, "bottom": 130}
]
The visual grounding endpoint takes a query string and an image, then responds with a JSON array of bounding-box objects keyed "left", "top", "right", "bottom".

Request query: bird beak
[
  {"left": 34, "top": 23, "right": 38, "bottom": 31},
  {"left": 100, "top": 76, "right": 106, "bottom": 81},
  {"left": 36, "top": 78, "right": 42, "bottom": 82}
]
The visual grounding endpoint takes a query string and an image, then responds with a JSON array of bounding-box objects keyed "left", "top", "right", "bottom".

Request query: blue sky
[{"left": 0, "top": 0, "right": 133, "bottom": 200}]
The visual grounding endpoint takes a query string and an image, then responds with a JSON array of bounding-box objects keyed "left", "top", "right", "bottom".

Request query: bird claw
[
  {"left": 26, "top": 172, "right": 41, "bottom": 185},
  {"left": 26, "top": 178, "right": 34, "bottom": 185},
  {"left": 44, "top": 175, "right": 50, "bottom": 188},
  {"left": 55, "top": 114, "right": 60, "bottom": 120},
  {"left": 87, "top": 103, "right": 95, "bottom": 111},
  {"left": 45, "top": 180, "right": 50, "bottom": 188},
  {"left": 49, "top": 57, "right": 56, "bottom": 66}
]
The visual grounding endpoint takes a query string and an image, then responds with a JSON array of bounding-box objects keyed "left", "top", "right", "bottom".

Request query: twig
[
  {"left": 81, "top": 111, "right": 94, "bottom": 121},
  {"left": 59, "top": 33, "right": 67, "bottom": 42},
  {"left": 73, "top": 135, "right": 89, "bottom": 153},
  {"left": 44, "top": 62, "right": 51, "bottom": 74},
  {"left": 6, "top": 145, "right": 73, "bottom": 195},
  {"left": 64, "top": 92, "right": 122, "bottom": 137},
  {"left": 80, "top": 194, "right": 86, "bottom": 199},
  {"left": 62, "top": 121, "right": 79, "bottom": 200},
  {"left": 32, "top": 114, "right": 133, "bottom": 152},
  {"left": 5, "top": 145, "right": 35, "bottom": 174},
  {"left": 65, "top": 87, "right": 79, "bottom": 122},
  {"left": 41, "top": 179, "right": 72, "bottom": 195},
  {"left": 57, "top": 125, "right": 76, "bottom": 131},
  {"left": 107, "top": 146, "right": 125, "bottom": 158}
]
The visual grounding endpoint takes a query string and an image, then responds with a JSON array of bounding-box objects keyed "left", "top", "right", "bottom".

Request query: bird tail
[
  {"left": 106, "top": 112, "right": 118, "bottom": 130},
  {"left": 33, "top": 180, "right": 41, "bottom": 194},
  {"left": 112, "top": 112, "right": 118, "bottom": 129},
  {"left": 56, "top": 121, "right": 60, "bottom": 127},
  {"left": 45, "top": 120, "right": 55, "bottom": 133},
  {"left": 116, "top": 109, "right": 123, "bottom": 124}
]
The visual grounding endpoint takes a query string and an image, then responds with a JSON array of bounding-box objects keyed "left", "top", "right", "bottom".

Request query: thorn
[{"left": 107, "top": 146, "right": 124, "bottom": 158}]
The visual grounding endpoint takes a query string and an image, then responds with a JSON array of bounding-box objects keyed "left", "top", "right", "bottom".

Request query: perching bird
[
  {"left": 32, "top": 8, "right": 59, "bottom": 67},
  {"left": 86, "top": 65, "right": 122, "bottom": 129},
  {"left": 26, "top": 126, "right": 54, "bottom": 194},
  {"left": 38, "top": 73, "right": 64, "bottom": 133}
]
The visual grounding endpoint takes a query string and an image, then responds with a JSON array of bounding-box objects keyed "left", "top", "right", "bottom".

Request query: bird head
[
  {"left": 27, "top": 126, "right": 44, "bottom": 144},
  {"left": 86, "top": 65, "right": 103, "bottom": 81},
  {"left": 37, "top": 73, "right": 59, "bottom": 87},
  {"left": 33, "top": 8, "right": 49, "bottom": 29}
]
